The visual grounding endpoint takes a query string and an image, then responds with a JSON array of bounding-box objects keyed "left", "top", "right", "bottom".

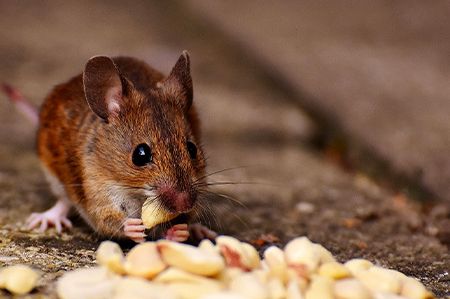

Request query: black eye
[
  {"left": 186, "top": 141, "right": 197, "bottom": 159},
  {"left": 132, "top": 143, "right": 152, "bottom": 166}
]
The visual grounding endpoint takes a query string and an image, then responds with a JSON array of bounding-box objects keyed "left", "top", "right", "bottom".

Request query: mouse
[{"left": 2, "top": 51, "right": 217, "bottom": 243}]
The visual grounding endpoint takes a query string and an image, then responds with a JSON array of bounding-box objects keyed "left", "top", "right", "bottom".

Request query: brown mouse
[{"left": 3, "top": 52, "right": 216, "bottom": 243}]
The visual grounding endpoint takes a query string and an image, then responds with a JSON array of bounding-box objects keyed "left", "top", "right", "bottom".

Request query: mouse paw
[
  {"left": 189, "top": 223, "right": 218, "bottom": 240},
  {"left": 165, "top": 224, "right": 190, "bottom": 242},
  {"left": 27, "top": 207, "right": 72, "bottom": 234},
  {"left": 124, "top": 218, "right": 146, "bottom": 243}
]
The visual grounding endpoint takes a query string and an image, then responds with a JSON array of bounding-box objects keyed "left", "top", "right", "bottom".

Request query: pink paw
[
  {"left": 165, "top": 224, "right": 190, "bottom": 242},
  {"left": 27, "top": 211, "right": 72, "bottom": 234},
  {"left": 189, "top": 223, "right": 218, "bottom": 240},
  {"left": 124, "top": 218, "right": 146, "bottom": 243}
]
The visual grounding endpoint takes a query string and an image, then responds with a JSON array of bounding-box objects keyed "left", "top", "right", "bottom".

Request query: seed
[
  {"left": 268, "top": 277, "right": 286, "bottom": 299},
  {"left": 318, "top": 262, "right": 351, "bottom": 280},
  {"left": 141, "top": 199, "right": 178, "bottom": 229},
  {"left": 286, "top": 279, "right": 304, "bottom": 299},
  {"left": 199, "top": 239, "right": 219, "bottom": 254},
  {"left": 241, "top": 243, "right": 261, "bottom": 269},
  {"left": 229, "top": 272, "right": 269, "bottom": 299},
  {"left": 252, "top": 268, "right": 270, "bottom": 284},
  {"left": 264, "top": 246, "right": 288, "bottom": 283},
  {"left": 167, "top": 282, "right": 223, "bottom": 299},
  {"left": 334, "top": 278, "right": 372, "bottom": 299},
  {"left": 0, "top": 265, "right": 39, "bottom": 295},
  {"left": 344, "top": 259, "right": 373, "bottom": 275},
  {"left": 315, "top": 244, "right": 336, "bottom": 264},
  {"left": 216, "top": 236, "right": 254, "bottom": 270},
  {"left": 158, "top": 240, "right": 225, "bottom": 276},
  {"left": 57, "top": 267, "right": 119, "bottom": 299},
  {"left": 96, "top": 241, "right": 125, "bottom": 274},
  {"left": 285, "top": 237, "right": 321, "bottom": 273},
  {"left": 401, "top": 277, "right": 434, "bottom": 299},
  {"left": 216, "top": 268, "right": 244, "bottom": 285},
  {"left": 154, "top": 267, "right": 222, "bottom": 288},
  {"left": 114, "top": 277, "right": 177, "bottom": 299},
  {"left": 304, "top": 275, "right": 334, "bottom": 299},
  {"left": 356, "top": 266, "right": 401, "bottom": 294},
  {"left": 124, "top": 242, "right": 166, "bottom": 279},
  {"left": 200, "top": 291, "right": 248, "bottom": 299}
]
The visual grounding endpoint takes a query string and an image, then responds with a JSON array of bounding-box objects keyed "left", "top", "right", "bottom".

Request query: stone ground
[{"left": 0, "top": 1, "right": 448, "bottom": 298}]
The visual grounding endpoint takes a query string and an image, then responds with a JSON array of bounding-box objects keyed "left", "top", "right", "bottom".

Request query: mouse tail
[{"left": 1, "top": 83, "right": 39, "bottom": 126}]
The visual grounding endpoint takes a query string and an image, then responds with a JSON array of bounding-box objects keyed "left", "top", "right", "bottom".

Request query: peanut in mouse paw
[{"left": 141, "top": 199, "right": 178, "bottom": 230}]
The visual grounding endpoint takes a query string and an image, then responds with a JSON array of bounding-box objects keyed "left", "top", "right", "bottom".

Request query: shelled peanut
[
  {"left": 57, "top": 236, "right": 435, "bottom": 299},
  {"left": 0, "top": 264, "right": 40, "bottom": 295}
]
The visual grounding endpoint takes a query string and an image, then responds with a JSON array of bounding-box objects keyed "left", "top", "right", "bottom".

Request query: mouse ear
[
  {"left": 160, "top": 51, "right": 193, "bottom": 111},
  {"left": 83, "top": 56, "right": 124, "bottom": 122}
]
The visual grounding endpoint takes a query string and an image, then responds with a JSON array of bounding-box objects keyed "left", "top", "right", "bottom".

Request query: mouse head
[{"left": 82, "top": 52, "right": 206, "bottom": 217}]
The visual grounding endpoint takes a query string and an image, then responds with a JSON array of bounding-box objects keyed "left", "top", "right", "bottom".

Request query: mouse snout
[{"left": 158, "top": 185, "right": 195, "bottom": 213}]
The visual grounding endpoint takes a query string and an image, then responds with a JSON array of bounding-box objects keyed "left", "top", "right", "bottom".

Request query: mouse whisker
[
  {"left": 200, "top": 189, "right": 248, "bottom": 208},
  {"left": 200, "top": 193, "right": 249, "bottom": 232},
  {"left": 195, "top": 198, "right": 220, "bottom": 232},
  {"left": 197, "top": 189, "right": 247, "bottom": 208},
  {"left": 195, "top": 181, "right": 272, "bottom": 188},
  {"left": 192, "top": 166, "right": 250, "bottom": 184}
]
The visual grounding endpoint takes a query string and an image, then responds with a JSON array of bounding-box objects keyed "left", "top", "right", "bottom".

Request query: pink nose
[
  {"left": 173, "top": 192, "right": 190, "bottom": 212},
  {"left": 158, "top": 185, "right": 192, "bottom": 212}
]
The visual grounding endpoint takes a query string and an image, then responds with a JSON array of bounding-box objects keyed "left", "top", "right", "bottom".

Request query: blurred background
[{"left": 0, "top": 1, "right": 449, "bottom": 296}]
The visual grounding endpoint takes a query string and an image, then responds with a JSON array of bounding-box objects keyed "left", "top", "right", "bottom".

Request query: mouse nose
[
  {"left": 158, "top": 185, "right": 194, "bottom": 213},
  {"left": 173, "top": 192, "right": 190, "bottom": 212}
]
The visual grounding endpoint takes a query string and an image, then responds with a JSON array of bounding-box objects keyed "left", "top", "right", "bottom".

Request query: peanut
[
  {"left": 96, "top": 241, "right": 125, "bottom": 274},
  {"left": 334, "top": 278, "right": 373, "bottom": 299},
  {"left": 113, "top": 277, "right": 177, "bottom": 299},
  {"left": 158, "top": 240, "right": 225, "bottom": 276},
  {"left": 154, "top": 267, "right": 222, "bottom": 288},
  {"left": 318, "top": 262, "right": 351, "bottom": 280},
  {"left": 0, "top": 265, "right": 39, "bottom": 295},
  {"left": 356, "top": 266, "right": 401, "bottom": 294},
  {"left": 305, "top": 275, "right": 334, "bottom": 299},
  {"left": 57, "top": 267, "right": 119, "bottom": 299},
  {"left": 285, "top": 237, "right": 321, "bottom": 273},
  {"left": 345, "top": 259, "right": 373, "bottom": 276},
  {"left": 401, "top": 277, "right": 434, "bottom": 299},
  {"left": 229, "top": 272, "right": 269, "bottom": 299},
  {"left": 124, "top": 242, "right": 166, "bottom": 279},
  {"left": 141, "top": 199, "right": 178, "bottom": 229},
  {"left": 268, "top": 277, "right": 286, "bottom": 299},
  {"left": 264, "top": 246, "right": 288, "bottom": 283}
]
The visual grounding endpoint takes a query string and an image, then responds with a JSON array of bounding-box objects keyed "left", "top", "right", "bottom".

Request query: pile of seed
[{"left": 57, "top": 236, "right": 434, "bottom": 299}]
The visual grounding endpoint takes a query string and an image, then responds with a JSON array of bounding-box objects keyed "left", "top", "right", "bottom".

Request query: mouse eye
[
  {"left": 132, "top": 143, "right": 152, "bottom": 166},
  {"left": 186, "top": 141, "right": 197, "bottom": 159}
]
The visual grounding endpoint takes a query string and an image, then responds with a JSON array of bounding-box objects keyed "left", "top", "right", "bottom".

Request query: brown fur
[{"left": 37, "top": 55, "right": 206, "bottom": 238}]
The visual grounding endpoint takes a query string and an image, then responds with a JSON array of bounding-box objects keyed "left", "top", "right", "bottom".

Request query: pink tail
[{"left": 1, "top": 83, "right": 39, "bottom": 126}]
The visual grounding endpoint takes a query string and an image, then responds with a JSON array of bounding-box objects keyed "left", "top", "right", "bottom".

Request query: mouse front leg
[
  {"left": 28, "top": 168, "right": 73, "bottom": 233},
  {"left": 164, "top": 223, "right": 217, "bottom": 242},
  {"left": 123, "top": 218, "right": 146, "bottom": 243},
  {"left": 165, "top": 223, "right": 190, "bottom": 242},
  {"left": 27, "top": 199, "right": 72, "bottom": 233},
  {"left": 188, "top": 223, "right": 218, "bottom": 240}
]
